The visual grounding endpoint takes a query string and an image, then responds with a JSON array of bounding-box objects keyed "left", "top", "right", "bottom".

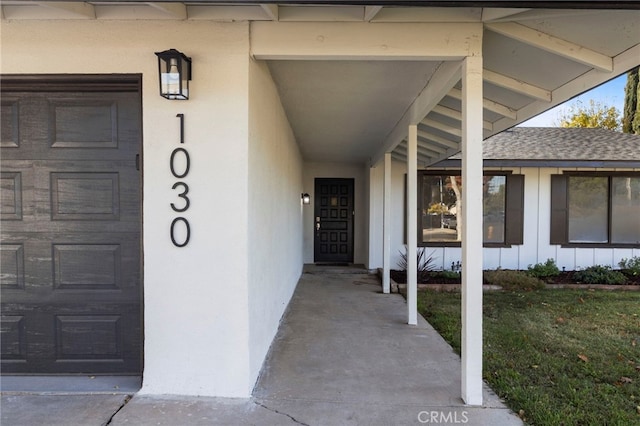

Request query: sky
[{"left": 518, "top": 73, "right": 628, "bottom": 127}]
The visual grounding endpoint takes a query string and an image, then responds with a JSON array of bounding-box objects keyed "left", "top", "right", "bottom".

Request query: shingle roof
[{"left": 443, "top": 127, "right": 640, "bottom": 166}]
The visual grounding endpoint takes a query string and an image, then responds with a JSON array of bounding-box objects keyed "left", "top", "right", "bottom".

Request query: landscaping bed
[
  {"left": 391, "top": 270, "right": 640, "bottom": 286},
  {"left": 390, "top": 257, "right": 640, "bottom": 288}
]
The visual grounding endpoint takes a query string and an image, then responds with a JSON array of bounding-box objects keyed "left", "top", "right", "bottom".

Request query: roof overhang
[{"left": 4, "top": 1, "right": 638, "bottom": 165}]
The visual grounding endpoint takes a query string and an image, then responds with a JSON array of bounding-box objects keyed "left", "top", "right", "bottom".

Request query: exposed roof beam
[
  {"left": 485, "top": 22, "right": 613, "bottom": 72},
  {"left": 448, "top": 87, "right": 517, "bottom": 120},
  {"left": 395, "top": 143, "right": 441, "bottom": 158},
  {"left": 261, "top": 4, "right": 278, "bottom": 21},
  {"left": 36, "top": 1, "right": 95, "bottom": 19},
  {"left": 371, "top": 60, "right": 463, "bottom": 166},
  {"left": 421, "top": 117, "right": 462, "bottom": 138},
  {"left": 431, "top": 105, "right": 493, "bottom": 131},
  {"left": 395, "top": 142, "right": 462, "bottom": 168},
  {"left": 481, "top": 8, "right": 530, "bottom": 22},
  {"left": 391, "top": 152, "right": 407, "bottom": 163},
  {"left": 146, "top": 2, "right": 187, "bottom": 19},
  {"left": 417, "top": 130, "right": 460, "bottom": 150},
  {"left": 364, "top": 6, "right": 382, "bottom": 21},
  {"left": 484, "top": 9, "right": 602, "bottom": 23},
  {"left": 483, "top": 69, "right": 551, "bottom": 102},
  {"left": 394, "top": 144, "right": 436, "bottom": 166},
  {"left": 491, "top": 43, "right": 640, "bottom": 137},
  {"left": 413, "top": 141, "right": 447, "bottom": 156}
]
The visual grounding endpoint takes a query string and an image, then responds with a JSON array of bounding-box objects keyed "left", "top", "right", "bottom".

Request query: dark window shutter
[
  {"left": 550, "top": 174, "right": 568, "bottom": 245},
  {"left": 505, "top": 174, "right": 524, "bottom": 245}
]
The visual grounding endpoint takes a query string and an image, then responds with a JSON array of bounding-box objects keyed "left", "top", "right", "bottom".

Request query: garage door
[{"left": 1, "top": 76, "right": 142, "bottom": 374}]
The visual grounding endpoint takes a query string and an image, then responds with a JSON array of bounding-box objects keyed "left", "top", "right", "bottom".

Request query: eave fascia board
[
  {"left": 432, "top": 159, "right": 640, "bottom": 168},
  {"left": 50, "top": 1, "right": 640, "bottom": 9}
]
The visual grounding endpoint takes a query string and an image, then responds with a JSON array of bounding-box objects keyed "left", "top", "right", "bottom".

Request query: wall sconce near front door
[
  {"left": 155, "top": 48, "right": 192, "bottom": 100},
  {"left": 301, "top": 193, "right": 311, "bottom": 205}
]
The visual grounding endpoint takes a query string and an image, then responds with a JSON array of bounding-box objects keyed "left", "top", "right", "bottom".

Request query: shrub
[
  {"left": 483, "top": 269, "right": 545, "bottom": 291},
  {"left": 573, "top": 265, "right": 628, "bottom": 285},
  {"left": 527, "top": 258, "right": 560, "bottom": 279},
  {"left": 397, "top": 247, "right": 437, "bottom": 283},
  {"left": 618, "top": 256, "right": 640, "bottom": 277},
  {"left": 432, "top": 270, "right": 461, "bottom": 280}
]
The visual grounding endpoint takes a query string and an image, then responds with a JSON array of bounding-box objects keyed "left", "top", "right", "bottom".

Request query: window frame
[
  {"left": 413, "top": 170, "right": 524, "bottom": 248},
  {"left": 550, "top": 171, "right": 640, "bottom": 248}
]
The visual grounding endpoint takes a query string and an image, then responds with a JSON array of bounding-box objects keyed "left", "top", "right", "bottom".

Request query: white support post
[
  {"left": 383, "top": 152, "right": 392, "bottom": 294},
  {"left": 407, "top": 125, "right": 418, "bottom": 325},
  {"left": 461, "top": 55, "right": 484, "bottom": 406}
]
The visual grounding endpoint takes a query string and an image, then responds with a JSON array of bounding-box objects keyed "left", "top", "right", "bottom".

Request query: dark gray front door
[
  {"left": 314, "top": 178, "right": 354, "bottom": 263},
  {"left": 0, "top": 76, "right": 142, "bottom": 374}
]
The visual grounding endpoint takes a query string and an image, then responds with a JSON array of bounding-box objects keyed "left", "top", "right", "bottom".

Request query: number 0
[
  {"left": 170, "top": 217, "right": 190, "bottom": 247},
  {"left": 170, "top": 148, "right": 190, "bottom": 178}
]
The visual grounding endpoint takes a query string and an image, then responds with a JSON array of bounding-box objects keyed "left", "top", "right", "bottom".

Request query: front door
[
  {"left": 0, "top": 76, "right": 142, "bottom": 374},
  {"left": 314, "top": 178, "right": 354, "bottom": 263}
]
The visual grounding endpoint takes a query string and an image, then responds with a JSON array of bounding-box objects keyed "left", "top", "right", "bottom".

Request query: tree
[
  {"left": 556, "top": 99, "right": 621, "bottom": 131},
  {"left": 622, "top": 66, "right": 640, "bottom": 134}
]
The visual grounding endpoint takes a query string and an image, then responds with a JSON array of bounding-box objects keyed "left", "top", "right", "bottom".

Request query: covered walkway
[{"left": 2, "top": 268, "right": 522, "bottom": 425}]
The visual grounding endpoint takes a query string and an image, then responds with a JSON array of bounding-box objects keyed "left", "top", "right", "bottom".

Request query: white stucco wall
[
  {"left": 247, "top": 58, "right": 303, "bottom": 383},
  {"left": 368, "top": 160, "right": 640, "bottom": 272},
  {"left": 1, "top": 20, "right": 256, "bottom": 397},
  {"left": 302, "top": 162, "right": 368, "bottom": 265}
]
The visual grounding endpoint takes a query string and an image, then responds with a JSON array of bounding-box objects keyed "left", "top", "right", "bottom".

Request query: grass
[{"left": 418, "top": 289, "right": 640, "bottom": 425}]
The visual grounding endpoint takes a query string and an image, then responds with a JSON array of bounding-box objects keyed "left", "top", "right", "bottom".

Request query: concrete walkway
[{"left": 1, "top": 268, "right": 522, "bottom": 425}]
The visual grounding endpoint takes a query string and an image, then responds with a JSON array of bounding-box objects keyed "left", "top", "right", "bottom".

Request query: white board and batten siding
[{"left": 381, "top": 161, "right": 640, "bottom": 272}]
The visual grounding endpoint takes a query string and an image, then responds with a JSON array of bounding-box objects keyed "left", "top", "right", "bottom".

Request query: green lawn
[{"left": 418, "top": 289, "right": 640, "bottom": 425}]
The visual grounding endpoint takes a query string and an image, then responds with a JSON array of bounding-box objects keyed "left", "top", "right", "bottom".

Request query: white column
[
  {"left": 407, "top": 125, "right": 418, "bottom": 325},
  {"left": 461, "top": 55, "right": 484, "bottom": 406},
  {"left": 382, "top": 152, "right": 392, "bottom": 294}
]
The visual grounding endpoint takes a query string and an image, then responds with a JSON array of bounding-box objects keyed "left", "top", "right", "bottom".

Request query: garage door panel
[
  {"left": 0, "top": 315, "right": 27, "bottom": 361},
  {"left": 1, "top": 92, "right": 139, "bottom": 161},
  {"left": 1, "top": 305, "right": 140, "bottom": 374},
  {"left": 1, "top": 81, "right": 142, "bottom": 375},
  {"left": 0, "top": 244, "right": 25, "bottom": 290},
  {"left": 51, "top": 172, "right": 121, "bottom": 221},
  {"left": 1, "top": 97, "right": 20, "bottom": 148},
  {"left": 2, "top": 235, "right": 140, "bottom": 302},
  {"left": 0, "top": 162, "right": 139, "bottom": 233},
  {"left": 0, "top": 171, "right": 23, "bottom": 220},
  {"left": 49, "top": 99, "right": 118, "bottom": 149}
]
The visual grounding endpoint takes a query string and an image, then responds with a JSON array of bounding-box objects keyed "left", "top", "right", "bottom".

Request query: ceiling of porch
[{"left": 4, "top": 2, "right": 639, "bottom": 166}]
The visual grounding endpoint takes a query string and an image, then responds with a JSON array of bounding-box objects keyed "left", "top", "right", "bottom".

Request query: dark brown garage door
[{"left": 0, "top": 76, "right": 142, "bottom": 374}]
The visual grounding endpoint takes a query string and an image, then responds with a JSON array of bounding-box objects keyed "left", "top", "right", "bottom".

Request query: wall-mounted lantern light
[
  {"left": 301, "top": 193, "right": 311, "bottom": 205},
  {"left": 155, "top": 48, "right": 192, "bottom": 100}
]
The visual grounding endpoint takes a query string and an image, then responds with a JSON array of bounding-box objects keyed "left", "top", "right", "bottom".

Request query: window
[
  {"left": 415, "top": 171, "right": 524, "bottom": 247},
  {"left": 551, "top": 173, "right": 640, "bottom": 246}
]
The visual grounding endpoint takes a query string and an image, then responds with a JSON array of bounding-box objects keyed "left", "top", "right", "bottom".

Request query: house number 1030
[{"left": 170, "top": 114, "right": 191, "bottom": 247}]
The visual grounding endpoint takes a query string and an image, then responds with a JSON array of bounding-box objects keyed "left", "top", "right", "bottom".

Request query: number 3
[{"left": 171, "top": 182, "right": 190, "bottom": 212}]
